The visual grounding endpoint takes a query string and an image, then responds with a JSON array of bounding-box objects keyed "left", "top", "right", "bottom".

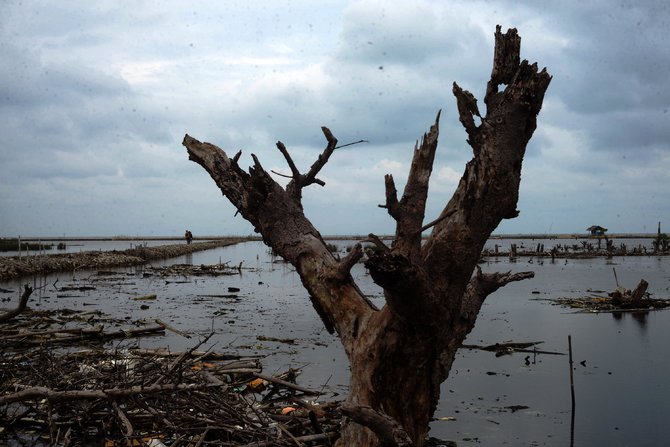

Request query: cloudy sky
[{"left": 1, "top": 0, "right": 668, "bottom": 237}]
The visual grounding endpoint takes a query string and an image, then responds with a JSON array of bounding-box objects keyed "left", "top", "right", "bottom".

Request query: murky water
[{"left": 1, "top": 240, "right": 669, "bottom": 446}]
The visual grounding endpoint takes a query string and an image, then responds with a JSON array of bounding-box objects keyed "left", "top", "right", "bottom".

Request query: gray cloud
[{"left": 0, "top": 0, "right": 668, "bottom": 236}]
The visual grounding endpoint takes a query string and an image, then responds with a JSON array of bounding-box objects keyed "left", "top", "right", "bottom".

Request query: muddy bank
[{"left": 0, "top": 239, "right": 245, "bottom": 281}]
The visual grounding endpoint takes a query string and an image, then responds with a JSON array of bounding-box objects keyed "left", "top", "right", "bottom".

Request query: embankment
[{"left": 0, "top": 240, "right": 244, "bottom": 281}]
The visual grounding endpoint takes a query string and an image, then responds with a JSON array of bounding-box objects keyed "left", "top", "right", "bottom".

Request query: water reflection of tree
[{"left": 611, "top": 310, "right": 648, "bottom": 331}]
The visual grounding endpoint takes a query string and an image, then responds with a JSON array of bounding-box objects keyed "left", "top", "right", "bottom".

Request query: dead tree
[{"left": 183, "top": 26, "right": 551, "bottom": 447}]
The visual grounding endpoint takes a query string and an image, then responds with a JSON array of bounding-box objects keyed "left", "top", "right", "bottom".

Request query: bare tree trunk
[{"left": 183, "top": 26, "right": 550, "bottom": 446}]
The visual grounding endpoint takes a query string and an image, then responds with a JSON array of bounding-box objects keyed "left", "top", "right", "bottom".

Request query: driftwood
[
  {"left": 1, "top": 317, "right": 341, "bottom": 446},
  {"left": 610, "top": 279, "right": 649, "bottom": 306},
  {"left": 252, "top": 372, "right": 319, "bottom": 395},
  {"left": 1, "top": 289, "right": 345, "bottom": 447},
  {"left": 545, "top": 278, "right": 670, "bottom": 313},
  {"left": 341, "top": 404, "right": 413, "bottom": 447},
  {"left": 129, "top": 347, "right": 261, "bottom": 362},
  {"left": 0, "top": 374, "right": 224, "bottom": 406},
  {"left": 461, "top": 341, "right": 565, "bottom": 356},
  {"left": 11, "top": 324, "right": 166, "bottom": 346},
  {"left": 0, "top": 284, "right": 32, "bottom": 323},
  {"left": 154, "top": 317, "right": 192, "bottom": 338}
]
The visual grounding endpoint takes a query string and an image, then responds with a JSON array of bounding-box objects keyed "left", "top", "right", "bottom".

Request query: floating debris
[
  {"left": 461, "top": 341, "right": 564, "bottom": 356},
  {"left": 546, "top": 278, "right": 670, "bottom": 313}
]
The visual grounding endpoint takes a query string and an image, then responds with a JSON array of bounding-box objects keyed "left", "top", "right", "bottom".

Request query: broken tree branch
[
  {"left": 417, "top": 209, "right": 456, "bottom": 235},
  {"left": 304, "top": 126, "right": 338, "bottom": 186},
  {"left": 341, "top": 404, "right": 413, "bottom": 447},
  {"left": 337, "top": 243, "right": 364, "bottom": 281},
  {"left": 111, "top": 399, "right": 134, "bottom": 437},
  {"left": 422, "top": 25, "right": 550, "bottom": 294},
  {"left": 252, "top": 372, "right": 319, "bottom": 395},
  {"left": 486, "top": 24, "right": 521, "bottom": 104},
  {"left": 276, "top": 141, "right": 301, "bottom": 180},
  {"left": 0, "top": 284, "right": 32, "bottom": 323},
  {"left": 382, "top": 174, "right": 400, "bottom": 217},
  {"left": 270, "top": 169, "right": 293, "bottom": 179},
  {"left": 453, "top": 84, "right": 481, "bottom": 151},
  {"left": 0, "top": 375, "right": 224, "bottom": 406},
  {"left": 460, "top": 267, "right": 535, "bottom": 321},
  {"left": 391, "top": 111, "right": 440, "bottom": 262},
  {"left": 154, "top": 333, "right": 214, "bottom": 385},
  {"left": 365, "top": 234, "right": 391, "bottom": 253},
  {"left": 335, "top": 139, "right": 369, "bottom": 149}
]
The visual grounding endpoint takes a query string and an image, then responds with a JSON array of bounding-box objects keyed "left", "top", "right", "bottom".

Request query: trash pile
[{"left": 0, "top": 295, "right": 340, "bottom": 446}]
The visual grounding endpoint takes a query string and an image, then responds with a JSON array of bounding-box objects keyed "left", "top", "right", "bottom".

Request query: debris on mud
[
  {"left": 0, "top": 240, "right": 246, "bottom": 281},
  {"left": 461, "top": 341, "right": 564, "bottom": 357},
  {"left": 543, "top": 278, "right": 670, "bottom": 313},
  {"left": 0, "top": 307, "right": 341, "bottom": 446}
]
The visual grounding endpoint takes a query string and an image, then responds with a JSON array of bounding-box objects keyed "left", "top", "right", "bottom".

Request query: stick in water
[{"left": 568, "top": 335, "right": 576, "bottom": 447}]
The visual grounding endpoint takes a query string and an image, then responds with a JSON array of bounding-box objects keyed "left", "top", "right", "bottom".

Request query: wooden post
[
  {"left": 568, "top": 335, "right": 575, "bottom": 407},
  {"left": 568, "top": 335, "right": 575, "bottom": 447}
]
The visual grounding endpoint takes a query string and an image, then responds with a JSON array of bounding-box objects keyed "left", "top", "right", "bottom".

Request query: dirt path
[{"left": 0, "top": 239, "right": 246, "bottom": 281}]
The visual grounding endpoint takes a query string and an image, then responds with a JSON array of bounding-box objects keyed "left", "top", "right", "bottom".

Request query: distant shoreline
[
  {"left": 6, "top": 233, "right": 659, "bottom": 242},
  {"left": 0, "top": 239, "right": 245, "bottom": 281},
  {"left": 4, "top": 236, "right": 260, "bottom": 242}
]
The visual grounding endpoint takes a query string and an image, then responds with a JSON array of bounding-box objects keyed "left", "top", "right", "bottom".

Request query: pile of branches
[
  {"left": 0, "top": 240, "right": 240, "bottom": 281},
  {"left": 0, "top": 290, "right": 340, "bottom": 446},
  {"left": 545, "top": 279, "right": 670, "bottom": 313}
]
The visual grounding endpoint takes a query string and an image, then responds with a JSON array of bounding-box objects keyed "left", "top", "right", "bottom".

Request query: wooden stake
[
  {"left": 568, "top": 335, "right": 575, "bottom": 447},
  {"left": 568, "top": 335, "right": 575, "bottom": 406},
  {"left": 612, "top": 267, "right": 619, "bottom": 287}
]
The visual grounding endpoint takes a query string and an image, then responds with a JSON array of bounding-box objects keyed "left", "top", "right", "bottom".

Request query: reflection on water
[
  {"left": 612, "top": 309, "right": 649, "bottom": 331},
  {"left": 1, "top": 240, "right": 669, "bottom": 446}
]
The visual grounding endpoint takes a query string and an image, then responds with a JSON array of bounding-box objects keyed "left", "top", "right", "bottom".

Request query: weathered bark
[
  {"left": 631, "top": 279, "right": 648, "bottom": 303},
  {"left": 184, "top": 26, "right": 550, "bottom": 446}
]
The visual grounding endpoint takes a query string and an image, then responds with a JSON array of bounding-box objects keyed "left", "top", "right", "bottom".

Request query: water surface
[{"left": 1, "top": 240, "right": 668, "bottom": 446}]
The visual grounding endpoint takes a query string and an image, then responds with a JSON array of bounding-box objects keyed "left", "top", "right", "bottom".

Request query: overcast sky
[{"left": 1, "top": 0, "right": 668, "bottom": 237}]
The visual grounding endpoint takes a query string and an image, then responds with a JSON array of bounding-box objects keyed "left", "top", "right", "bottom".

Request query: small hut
[{"left": 586, "top": 225, "right": 607, "bottom": 237}]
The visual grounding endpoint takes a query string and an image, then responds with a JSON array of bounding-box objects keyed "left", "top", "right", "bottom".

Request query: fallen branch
[
  {"left": 155, "top": 318, "right": 192, "bottom": 338},
  {"left": 252, "top": 372, "right": 319, "bottom": 395},
  {"left": 16, "top": 324, "right": 166, "bottom": 346},
  {"left": 111, "top": 399, "right": 134, "bottom": 437},
  {"left": 0, "top": 374, "right": 224, "bottom": 405},
  {"left": 242, "top": 431, "right": 339, "bottom": 447},
  {"left": 0, "top": 285, "right": 32, "bottom": 323},
  {"left": 0, "top": 321, "right": 339, "bottom": 445},
  {"left": 340, "top": 404, "right": 413, "bottom": 447},
  {"left": 461, "top": 341, "right": 565, "bottom": 356},
  {"left": 154, "top": 333, "right": 214, "bottom": 385},
  {"left": 129, "top": 347, "right": 260, "bottom": 361}
]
